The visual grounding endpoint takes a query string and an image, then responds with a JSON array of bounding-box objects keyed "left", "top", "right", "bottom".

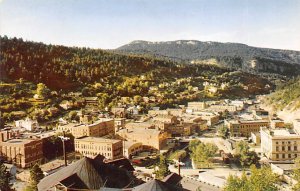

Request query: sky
[{"left": 0, "top": 0, "right": 300, "bottom": 50}]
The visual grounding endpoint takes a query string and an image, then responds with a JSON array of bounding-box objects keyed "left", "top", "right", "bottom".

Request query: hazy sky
[{"left": 1, "top": 0, "right": 300, "bottom": 50}]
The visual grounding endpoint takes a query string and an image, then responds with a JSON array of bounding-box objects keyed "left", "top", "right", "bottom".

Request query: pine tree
[
  {"left": 28, "top": 164, "right": 44, "bottom": 191},
  {"left": 155, "top": 155, "right": 170, "bottom": 180},
  {"left": 0, "top": 161, "right": 11, "bottom": 191}
]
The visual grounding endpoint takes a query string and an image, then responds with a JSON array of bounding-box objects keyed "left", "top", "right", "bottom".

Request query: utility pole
[
  {"left": 178, "top": 157, "right": 181, "bottom": 176},
  {"left": 59, "top": 131, "right": 70, "bottom": 166}
]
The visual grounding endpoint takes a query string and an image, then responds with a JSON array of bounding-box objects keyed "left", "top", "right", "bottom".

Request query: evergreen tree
[
  {"left": 155, "top": 155, "right": 170, "bottom": 180},
  {"left": 36, "top": 83, "right": 50, "bottom": 98},
  {"left": 0, "top": 161, "right": 11, "bottom": 191},
  {"left": 28, "top": 164, "right": 44, "bottom": 191}
]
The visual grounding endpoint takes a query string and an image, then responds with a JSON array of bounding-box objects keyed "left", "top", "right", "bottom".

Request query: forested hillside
[
  {"left": 0, "top": 36, "right": 276, "bottom": 124},
  {"left": 0, "top": 36, "right": 273, "bottom": 101},
  {"left": 264, "top": 77, "right": 300, "bottom": 111},
  {"left": 116, "top": 40, "right": 300, "bottom": 76},
  {"left": 1, "top": 36, "right": 228, "bottom": 90}
]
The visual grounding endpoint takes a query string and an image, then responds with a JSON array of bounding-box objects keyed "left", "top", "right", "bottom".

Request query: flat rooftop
[
  {"left": 262, "top": 128, "right": 300, "bottom": 137},
  {"left": 118, "top": 127, "right": 161, "bottom": 135},
  {"left": 59, "top": 119, "right": 113, "bottom": 128},
  {"left": 75, "top": 136, "right": 121, "bottom": 144},
  {"left": 229, "top": 120, "right": 269, "bottom": 124},
  {"left": 3, "top": 138, "right": 38, "bottom": 145}
]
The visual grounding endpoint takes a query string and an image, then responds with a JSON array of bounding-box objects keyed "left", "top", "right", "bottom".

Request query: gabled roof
[
  {"left": 132, "top": 179, "right": 184, "bottom": 191},
  {"left": 105, "top": 158, "right": 135, "bottom": 172},
  {"left": 162, "top": 173, "right": 182, "bottom": 185},
  {"left": 38, "top": 157, "right": 103, "bottom": 191},
  {"left": 38, "top": 156, "right": 138, "bottom": 191}
]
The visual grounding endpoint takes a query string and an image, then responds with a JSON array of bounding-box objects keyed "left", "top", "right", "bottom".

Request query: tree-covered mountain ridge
[
  {"left": 116, "top": 40, "right": 300, "bottom": 76},
  {"left": 0, "top": 36, "right": 272, "bottom": 101}
]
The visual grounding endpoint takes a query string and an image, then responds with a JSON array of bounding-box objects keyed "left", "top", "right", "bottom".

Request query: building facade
[
  {"left": 226, "top": 120, "right": 269, "bottom": 137},
  {"left": 57, "top": 119, "right": 114, "bottom": 138},
  {"left": 117, "top": 128, "right": 168, "bottom": 150},
  {"left": 261, "top": 127, "right": 300, "bottom": 161},
  {"left": 187, "top": 102, "right": 207, "bottom": 111},
  {"left": 0, "top": 138, "right": 43, "bottom": 168},
  {"left": 75, "top": 137, "right": 123, "bottom": 160}
]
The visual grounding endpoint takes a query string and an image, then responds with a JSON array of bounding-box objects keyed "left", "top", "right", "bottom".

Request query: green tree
[
  {"left": 190, "top": 142, "right": 218, "bottom": 168},
  {"left": 188, "top": 139, "right": 201, "bottom": 151},
  {"left": 36, "top": 83, "right": 50, "bottom": 98},
  {"left": 0, "top": 161, "right": 11, "bottom": 191},
  {"left": 218, "top": 125, "right": 228, "bottom": 139},
  {"left": 292, "top": 157, "right": 300, "bottom": 190},
  {"left": 68, "top": 110, "right": 77, "bottom": 121},
  {"left": 28, "top": 164, "right": 44, "bottom": 191},
  {"left": 224, "top": 165, "right": 279, "bottom": 191},
  {"left": 133, "top": 95, "right": 142, "bottom": 104},
  {"left": 155, "top": 155, "right": 171, "bottom": 180},
  {"left": 235, "top": 141, "right": 258, "bottom": 167}
]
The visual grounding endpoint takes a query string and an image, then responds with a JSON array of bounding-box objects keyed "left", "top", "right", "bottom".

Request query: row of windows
[
  {"left": 75, "top": 144, "right": 112, "bottom": 151},
  {"left": 276, "top": 153, "right": 297, "bottom": 159},
  {"left": 276, "top": 141, "right": 297, "bottom": 145},
  {"left": 81, "top": 150, "right": 111, "bottom": 157},
  {"left": 276, "top": 146, "right": 298, "bottom": 151}
]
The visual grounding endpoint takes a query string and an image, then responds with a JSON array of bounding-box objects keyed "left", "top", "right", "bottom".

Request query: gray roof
[
  {"left": 38, "top": 157, "right": 103, "bottom": 191},
  {"left": 38, "top": 156, "right": 136, "bottom": 191},
  {"left": 133, "top": 179, "right": 184, "bottom": 191}
]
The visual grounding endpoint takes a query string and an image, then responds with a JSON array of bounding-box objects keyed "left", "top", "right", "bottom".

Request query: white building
[
  {"left": 261, "top": 127, "right": 300, "bottom": 161},
  {"left": 15, "top": 118, "right": 39, "bottom": 131}
]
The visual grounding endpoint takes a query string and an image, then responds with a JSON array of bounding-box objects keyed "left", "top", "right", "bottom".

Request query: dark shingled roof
[
  {"left": 105, "top": 158, "right": 135, "bottom": 172},
  {"left": 132, "top": 179, "right": 185, "bottom": 191},
  {"left": 162, "top": 173, "right": 182, "bottom": 185},
  {"left": 38, "top": 156, "right": 137, "bottom": 191}
]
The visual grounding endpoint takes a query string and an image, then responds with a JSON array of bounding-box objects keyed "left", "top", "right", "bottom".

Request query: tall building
[
  {"left": 57, "top": 119, "right": 114, "bottom": 138},
  {"left": 226, "top": 119, "right": 269, "bottom": 137},
  {"left": 117, "top": 127, "right": 168, "bottom": 150},
  {"left": 0, "top": 137, "right": 43, "bottom": 168},
  {"left": 187, "top": 102, "right": 207, "bottom": 111},
  {"left": 75, "top": 137, "right": 123, "bottom": 160},
  {"left": 261, "top": 127, "right": 300, "bottom": 161}
]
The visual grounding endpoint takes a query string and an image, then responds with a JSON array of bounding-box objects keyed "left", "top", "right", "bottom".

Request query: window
[
  {"left": 276, "top": 154, "right": 279, "bottom": 159},
  {"left": 282, "top": 146, "right": 285, "bottom": 151},
  {"left": 288, "top": 154, "right": 291, "bottom": 158},
  {"left": 295, "top": 146, "right": 298, "bottom": 151},
  {"left": 288, "top": 146, "right": 291, "bottom": 151},
  {"left": 276, "top": 146, "right": 279, "bottom": 151},
  {"left": 282, "top": 154, "right": 285, "bottom": 159},
  {"left": 276, "top": 142, "right": 278, "bottom": 144}
]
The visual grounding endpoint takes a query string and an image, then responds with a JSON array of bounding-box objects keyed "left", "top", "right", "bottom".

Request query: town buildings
[
  {"left": 75, "top": 136, "right": 123, "bottom": 160},
  {"left": 0, "top": 135, "right": 43, "bottom": 168},
  {"left": 208, "top": 104, "right": 237, "bottom": 113},
  {"left": 56, "top": 119, "right": 114, "bottom": 138},
  {"left": 124, "top": 141, "right": 143, "bottom": 158},
  {"left": 261, "top": 127, "right": 300, "bottom": 161},
  {"left": 226, "top": 119, "right": 269, "bottom": 137},
  {"left": 187, "top": 101, "right": 207, "bottom": 112},
  {"left": 15, "top": 118, "right": 39, "bottom": 131},
  {"left": 117, "top": 127, "right": 169, "bottom": 150}
]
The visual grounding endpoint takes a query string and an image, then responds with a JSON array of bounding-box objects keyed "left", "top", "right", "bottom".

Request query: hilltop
[
  {"left": 116, "top": 40, "right": 300, "bottom": 76},
  {"left": 0, "top": 36, "right": 274, "bottom": 112}
]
